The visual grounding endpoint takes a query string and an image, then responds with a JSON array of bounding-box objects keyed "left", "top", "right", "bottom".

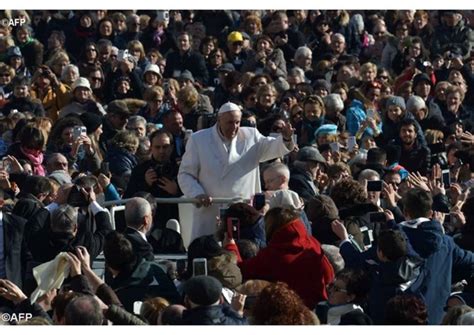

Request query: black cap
[
  {"left": 412, "top": 73, "right": 433, "bottom": 89},
  {"left": 79, "top": 112, "right": 103, "bottom": 134},
  {"left": 184, "top": 275, "right": 223, "bottom": 306}
]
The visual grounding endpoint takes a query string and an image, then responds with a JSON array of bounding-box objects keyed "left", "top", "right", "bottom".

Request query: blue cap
[{"left": 314, "top": 124, "right": 338, "bottom": 138}]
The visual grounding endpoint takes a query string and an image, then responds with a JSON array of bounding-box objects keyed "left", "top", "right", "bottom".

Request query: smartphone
[
  {"left": 367, "top": 180, "right": 383, "bottom": 192},
  {"left": 347, "top": 136, "right": 357, "bottom": 152},
  {"left": 133, "top": 301, "right": 143, "bottom": 315},
  {"left": 176, "top": 259, "right": 187, "bottom": 276},
  {"left": 184, "top": 129, "right": 193, "bottom": 141},
  {"left": 369, "top": 212, "right": 386, "bottom": 223},
  {"left": 442, "top": 169, "right": 451, "bottom": 187},
  {"left": 252, "top": 193, "right": 266, "bottom": 211},
  {"left": 429, "top": 142, "right": 445, "bottom": 155},
  {"left": 192, "top": 258, "right": 207, "bottom": 276},
  {"left": 329, "top": 142, "right": 340, "bottom": 153},
  {"left": 226, "top": 217, "right": 240, "bottom": 240},
  {"left": 360, "top": 226, "right": 373, "bottom": 248},
  {"left": 73, "top": 126, "right": 87, "bottom": 140}
]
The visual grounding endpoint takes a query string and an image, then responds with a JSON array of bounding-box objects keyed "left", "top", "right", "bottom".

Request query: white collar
[
  {"left": 129, "top": 226, "right": 147, "bottom": 242},
  {"left": 399, "top": 217, "right": 431, "bottom": 229},
  {"left": 327, "top": 304, "right": 363, "bottom": 325}
]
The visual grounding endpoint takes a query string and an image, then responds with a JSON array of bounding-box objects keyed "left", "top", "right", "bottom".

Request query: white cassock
[{"left": 178, "top": 125, "right": 292, "bottom": 241}]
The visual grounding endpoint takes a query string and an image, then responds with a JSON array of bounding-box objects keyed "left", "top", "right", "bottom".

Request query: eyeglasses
[{"left": 326, "top": 282, "right": 348, "bottom": 293}]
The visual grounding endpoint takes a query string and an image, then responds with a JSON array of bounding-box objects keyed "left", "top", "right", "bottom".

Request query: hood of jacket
[
  {"left": 378, "top": 255, "right": 424, "bottom": 288},
  {"left": 268, "top": 218, "right": 319, "bottom": 253},
  {"left": 399, "top": 218, "right": 444, "bottom": 258}
]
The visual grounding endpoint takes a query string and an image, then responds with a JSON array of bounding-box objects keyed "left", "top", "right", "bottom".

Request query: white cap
[
  {"left": 268, "top": 189, "right": 303, "bottom": 210},
  {"left": 144, "top": 63, "right": 161, "bottom": 77},
  {"left": 71, "top": 77, "right": 91, "bottom": 92},
  {"left": 218, "top": 102, "right": 241, "bottom": 115}
]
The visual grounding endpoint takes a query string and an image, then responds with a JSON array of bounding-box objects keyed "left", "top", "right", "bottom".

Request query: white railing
[{"left": 102, "top": 197, "right": 249, "bottom": 248}]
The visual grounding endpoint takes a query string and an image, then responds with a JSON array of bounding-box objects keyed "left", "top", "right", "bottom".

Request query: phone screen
[
  {"left": 347, "top": 136, "right": 357, "bottom": 151},
  {"left": 329, "top": 142, "right": 340, "bottom": 152},
  {"left": 252, "top": 193, "right": 266, "bottom": 210},
  {"left": 193, "top": 259, "right": 207, "bottom": 276},
  {"left": 367, "top": 180, "right": 383, "bottom": 192},
  {"left": 442, "top": 170, "right": 451, "bottom": 187}
]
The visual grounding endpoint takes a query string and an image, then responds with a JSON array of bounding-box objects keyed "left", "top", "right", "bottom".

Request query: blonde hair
[
  {"left": 360, "top": 62, "right": 377, "bottom": 75},
  {"left": 140, "top": 297, "right": 170, "bottom": 325},
  {"left": 143, "top": 86, "right": 164, "bottom": 102},
  {"left": 256, "top": 84, "right": 277, "bottom": 101},
  {"left": 127, "top": 40, "right": 146, "bottom": 61},
  {"left": 111, "top": 130, "right": 139, "bottom": 153},
  {"left": 177, "top": 85, "right": 199, "bottom": 109},
  {"left": 46, "top": 51, "right": 70, "bottom": 68},
  {"left": 424, "top": 129, "right": 444, "bottom": 145}
]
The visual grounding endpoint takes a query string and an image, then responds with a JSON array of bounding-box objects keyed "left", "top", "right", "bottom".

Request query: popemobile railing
[
  {"left": 92, "top": 197, "right": 248, "bottom": 277},
  {"left": 101, "top": 197, "right": 249, "bottom": 249}
]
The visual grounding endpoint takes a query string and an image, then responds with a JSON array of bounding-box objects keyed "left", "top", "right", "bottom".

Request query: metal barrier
[{"left": 102, "top": 197, "right": 249, "bottom": 248}]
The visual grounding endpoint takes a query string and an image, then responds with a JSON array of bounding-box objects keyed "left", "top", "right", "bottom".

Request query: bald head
[
  {"left": 125, "top": 197, "right": 153, "bottom": 232},
  {"left": 46, "top": 153, "right": 69, "bottom": 174}
]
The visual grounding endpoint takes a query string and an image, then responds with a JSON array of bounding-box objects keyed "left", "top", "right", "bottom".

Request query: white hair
[
  {"left": 288, "top": 66, "right": 305, "bottom": 81},
  {"left": 358, "top": 169, "right": 380, "bottom": 183},
  {"left": 295, "top": 46, "right": 312, "bottom": 60},
  {"left": 125, "top": 197, "right": 152, "bottom": 229},
  {"left": 263, "top": 162, "right": 290, "bottom": 180},
  {"left": 61, "top": 64, "right": 79, "bottom": 81},
  {"left": 324, "top": 93, "right": 344, "bottom": 113},
  {"left": 406, "top": 95, "right": 427, "bottom": 113}
]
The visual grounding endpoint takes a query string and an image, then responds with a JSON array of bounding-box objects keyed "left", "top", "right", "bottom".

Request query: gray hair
[
  {"left": 288, "top": 66, "right": 305, "bottom": 80},
  {"left": 263, "top": 162, "right": 290, "bottom": 180},
  {"left": 350, "top": 14, "right": 365, "bottom": 33},
  {"left": 294, "top": 46, "right": 312, "bottom": 60},
  {"left": 358, "top": 169, "right": 380, "bottom": 183},
  {"left": 125, "top": 197, "right": 152, "bottom": 229},
  {"left": 406, "top": 95, "right": 426, "bottom": 113},
  {"left": 128, "top": 115, "right": 147, "bottom": 127},
  {"left": 51, "top": 204, "right": 78, "bottom": 234},
  {"left": 324, "top": 93, "right": 344, "bottom": 113},
  {"left": 331, "top": 33, "right": 345, "bottom": 43},
  {"left": 61, "top": 64, "right": 79, "bottom": 81}
]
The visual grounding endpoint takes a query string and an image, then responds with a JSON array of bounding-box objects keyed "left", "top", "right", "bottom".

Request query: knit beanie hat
[
  {"left": 385, "top": 95, "right": 406, "bottom": 110},
  {"left": 79, "top": 112, "right": 103, "bottom": 134}
]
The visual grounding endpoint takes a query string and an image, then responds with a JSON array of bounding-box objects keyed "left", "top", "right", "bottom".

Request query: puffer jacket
[{"left": 227, "top": 218, "right": 335, "bottom": 309}]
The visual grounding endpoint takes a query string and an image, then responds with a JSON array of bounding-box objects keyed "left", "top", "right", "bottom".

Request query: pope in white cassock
[{"left": 178, "top": 102, "right": 295, "bottom": 241}]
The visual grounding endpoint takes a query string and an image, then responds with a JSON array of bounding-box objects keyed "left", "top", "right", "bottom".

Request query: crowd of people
[{"left": 0, "top": 9, "right": 474, "bottom": 326}]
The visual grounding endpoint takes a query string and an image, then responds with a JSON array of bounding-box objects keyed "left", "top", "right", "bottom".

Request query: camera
[{"left": 154, "top": 162, "right": 174, "bottom": 179}]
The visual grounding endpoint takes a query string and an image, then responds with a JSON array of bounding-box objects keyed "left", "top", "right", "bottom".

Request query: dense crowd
[{"left": 0, "top": 9, "right": 474, "bottom": 326}]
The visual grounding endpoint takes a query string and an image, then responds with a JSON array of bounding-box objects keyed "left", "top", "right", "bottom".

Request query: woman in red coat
[{"left": 225, "top": 207, "right": 335, "bottom": 309}]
